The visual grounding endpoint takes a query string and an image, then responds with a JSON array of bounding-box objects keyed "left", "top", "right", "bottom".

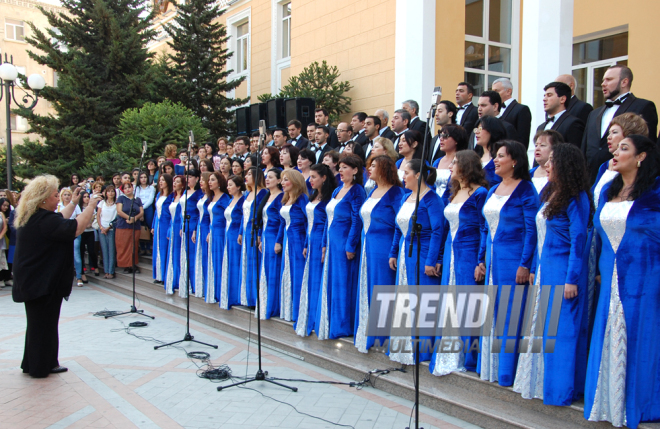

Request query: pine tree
[
  {"left": 14, "top": 0, "right": 156, "bottom": 182},
  {"left": 161, "top": 0, "right": 247, "bottom": 141}
]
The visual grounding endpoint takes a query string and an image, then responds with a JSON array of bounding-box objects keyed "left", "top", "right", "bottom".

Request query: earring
[
  {"left": 42, "top": 201, "right": 46, "bottom": 204},
  {"left": 513, "top": 164, "right": 516, "bottom": 168},
  {"left": 637, "top": 160, "right": 641, "bottom": 168},
  {"left": 353, "top": 174, "right": 356, "bottom": 182}
]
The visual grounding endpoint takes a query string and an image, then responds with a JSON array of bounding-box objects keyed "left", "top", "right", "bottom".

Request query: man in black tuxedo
[
  {"left": 556, "top": 74, "right": 593, "bottom": 124},
  {"left": 429, "top": 100, "right": 457, "bottom": 164},
  {"left": 391, "top": 109, "right": 411, "bottom": 150},
  {"left": 350, "top": 112, "right": 368, "bottom": 145},
  {"left": 273, "top": 128, "right": 288, "bottom": 149},
  {"left": 455, "top": 82, "right": 479, "bottom": 136},
  {"left": 287, "top": 120, "right": 309, "bottom": 150},
  {"left": 362, "top": 116, "right": 381, "bottom": 159},
  {"left": 582, "top": 65, "right": 658, "bottom": 183},
  {"left": 313, "top": 125, "right": 333, "bottom": 163},
  {"left": 467, "top": 91, "right": 519, "bottom": 150},
  {"left": 402, "top": 99, "right": 431, "bottom": 142},
  {"left": 315, "top": 108, "right": 339, "bottom": 148},
  {"left": 535, "top": 82, "right": 584, "bottom": 147},
  {"left": 492, "top": 77, "right": 532, "bottom": 148},
  {"left": 306, "top": 123, "right": 317, "bottom": 147},
  {"left": 375, "top": 109, "right": 396, "bottom": 141}
]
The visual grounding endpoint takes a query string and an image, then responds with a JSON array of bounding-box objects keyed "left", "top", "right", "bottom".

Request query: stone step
[{"left": 88, "top": 272, "right": 659, "bottom": 429}]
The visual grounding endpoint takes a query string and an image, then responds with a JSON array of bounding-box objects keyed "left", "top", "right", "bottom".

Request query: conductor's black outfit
[{"left": 12, "top": 209, "right": 77, "bottom": 377}]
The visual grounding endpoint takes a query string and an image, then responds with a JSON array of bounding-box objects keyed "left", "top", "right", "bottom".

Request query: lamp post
[{"left": 0, "top": 54, "right": 46, "bottom": 190}]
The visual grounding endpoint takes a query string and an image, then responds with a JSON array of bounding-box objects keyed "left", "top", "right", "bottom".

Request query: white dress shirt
[
  {"left": 456, "top": 103, "right": 469, "bottom": 124},
  {"left": 544, "top": 109, "right": 566, "bottom": 131},
  {"left": 497, "top": 98, "right": 516, "bottom": 118},
  {"left": 601, "top": 92, "right": 630, "bottom": 137}
]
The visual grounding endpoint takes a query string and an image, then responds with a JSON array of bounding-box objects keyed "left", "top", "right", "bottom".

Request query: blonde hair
[
  {"left": 59, "top": 187, "right": 72, "bottom": 201},
  {"left": 610, "top": 112, "right": 650, "bottom": 138},
  {"left": 15, "top": 175, "right": 60, "bottom": 228},
  {"left": 164, "top": 144, "right": 178, "bottom": 158},
  {"left": 281, "top": 169, "right": 308, "bottom": 205},
  {"left": 372, "top": 137, "right": 398, "bottom": 160}
]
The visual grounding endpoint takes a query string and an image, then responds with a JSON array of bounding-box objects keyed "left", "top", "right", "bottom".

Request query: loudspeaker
[
  {"left": 236, "top": 107, "right": 250, "bottom": 136},
  {"left": 267, "top": 99, "right": 287, "bottom": 130},
  {"left": 250, "top": 103, "right": 268, "bottom": 132},
  {"left": 285, "top": 98, "right": 316, "bottom": 131}
]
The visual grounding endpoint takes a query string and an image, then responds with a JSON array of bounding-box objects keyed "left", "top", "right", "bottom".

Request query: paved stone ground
[{"left": 0, "top": 284, "right": 481, "bottom": 429}]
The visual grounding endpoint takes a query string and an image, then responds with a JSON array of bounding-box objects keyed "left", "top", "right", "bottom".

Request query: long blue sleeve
[
  {"left": 389, "top": 194, "right": 406, "bottom": 259},
  {"left": 478, "top": 187, "right": 497, "bottom": 264},
  {"left": 519, "top": 183, "right": 540, "bottom": 270},
  {"left": 565, "top": 194, "right": 590, "bottom": 285},
  {"left": 345, "top": 186, "right": 366, "bottom": 253},
  {"left": 423, "top": 192, "right": 446, "bottom": 267}
]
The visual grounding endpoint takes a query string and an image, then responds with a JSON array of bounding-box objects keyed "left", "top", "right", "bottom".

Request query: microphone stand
[
  {"left": 106, "top": 141, "right": 154, "bottom": 320},
  {"left": 405, "top": 107, "right": 435, "bottom": 429},
  {"left": 155, "top": 132, "right": 217, "bottom": 350},
  {"left": 217, "top": 124, "right": 297, "bottom": 393}
]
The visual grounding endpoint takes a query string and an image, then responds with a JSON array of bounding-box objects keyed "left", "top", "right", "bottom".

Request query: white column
[
  {"left": 520, "top": 0, "right": 574, "bottom": 151},
  {"left": 394, "top": 0, "right": 436, "bottom": 116}
]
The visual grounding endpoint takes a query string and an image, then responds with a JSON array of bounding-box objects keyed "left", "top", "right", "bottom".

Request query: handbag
[{"left": 92, "top": 217, "right": 100, "bottom": 230}]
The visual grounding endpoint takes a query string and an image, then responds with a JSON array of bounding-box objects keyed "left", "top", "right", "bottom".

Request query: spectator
[
  {"left": 57, "top": 188, "right": 84, "bottom": 286},
  {"left": 0, "top": 198, "right": 10, "bottom": 287},
  {"left": 97, "top": 185, "right": 117, "bottom": 279},
  {"left": 77, "top": 191, "right": 99, "bottom": 277},
  {"left": 135, "top": 171, "right": 156, "bottom": 256},
  {"left": 115, "top": 182, "right": 144, "bottom": 274},
  {"left": 165, "top": 144, "right": 180, "bottom": 165},
  {"left": 69, "top": 173, "right": 81, "bottom": 191},
  {"left": 146, "top": 159, "right": 158, "bottom": 185}
]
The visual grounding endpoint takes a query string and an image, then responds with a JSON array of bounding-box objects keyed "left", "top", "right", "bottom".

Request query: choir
[{"left": 152, "top": 123, "right": 660, "bottom": 428}]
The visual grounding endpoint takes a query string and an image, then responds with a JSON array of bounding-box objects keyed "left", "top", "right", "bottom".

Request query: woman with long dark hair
[
  {"left": 218, "top": 175, "right": 245, "bottom": 309},
  {"left": 354, "top": 156, "right": 405, "bottom": 353},
  {"left": 77, "top": 192, "right": 98, "bottom": 278},
  {"left": 261, "top": 146, "right": 282, "bottom": 171},
  {"left": 429, "top": 150, "right": 489, "bottom": 376},
  {"left": 165, "top": 176, "right": 184, "bottom": 294},
  {"left": 584, "top": 135, "right": 660, "bottom": 428},
  {"left": 316, "top": 155, "right": 366, "bottom": 340},
  {"left": 432, "top": 125, "right": 469, "bottom": 203},
  {"left": 114, "top": 183, "right": 144, "bottom": 274},
  {"left": 231, "top": 158, "right": 245, "bottom": 178},
  {"left": 477, "top": 140, "right": 539, "bottom": 387},
  {"left": 395, "top": 130, "right": 424, "bottom": 184},
  {"left": 69, "top": 173, "right": 81, "bottom": 191},
  {"left": 256, "top": 168, "right": 284, "bottom": 319},
  {"left": 193, "top": 172, "right": 212, "bottom": 299},
  {"left": 279, "top": 144, "right": 300, "bottom": 171},
  {"left": 199, "top": 159, "right": 214, "bottom": 173},
  {"left": 206, "top": 172, "right": 231, "bottom": 303},
  {"left": 152, "top": 175, "right": 173, "bottom": 285},
  {"left": 513, "top": 143, "right": 592, "bottom": 405},
  {"left": 97, "top": 185, "right": 118, "bottom": 279},
  {"left": 135, "top": 171, "right": 155, "bottom": 256},
  {"left": 295, "top": 164, "right": 336, "bottom": 337},
  {"left": 178, "top": 170, "right": 203, "bottom": 297},
  {"left": 276, "top": 169, "right": 309, "bottom": 321},
  {"left": 475, "top": 116, "right": 507, "bottom": 188},
  {"left": 388, "top": 159, "right": 445, "bottom": 364},
  {"left": 238, "top": 167, "right": 267, "bottom": 306},
  {"left": 297, "top": 149, "right": 315, "bottom": 194}
]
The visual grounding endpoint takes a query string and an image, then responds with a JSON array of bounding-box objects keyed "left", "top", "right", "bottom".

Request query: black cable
[{"left": 93, "top": 309, "right": 123, "bottom": 317}]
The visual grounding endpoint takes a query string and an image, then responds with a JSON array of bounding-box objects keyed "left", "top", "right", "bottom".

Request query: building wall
[
  {"left": 434, "top": 0, "right": 466, "bottom": 116},
  {"left": 0, "top": 0, "right": 64, "bottom": 146},
  {"left": 573, "top": 0, "right": 660, "bottom": 106}
]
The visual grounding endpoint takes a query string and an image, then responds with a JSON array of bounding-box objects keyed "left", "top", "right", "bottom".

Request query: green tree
[
  {"left": 258, "top": 61, "right": 352, "bottom": 124},
  {"left": 14, "top": 0, "right": 156, "bottom": 183},
  {"left": 160, "top": 0, "right": 247, "bottom": 141},
  {"left": 0, "top": 147, "right": 26, "bottom": 191},
  {"left": 79, "top": 100, "right": 208, "bottom": 178}
]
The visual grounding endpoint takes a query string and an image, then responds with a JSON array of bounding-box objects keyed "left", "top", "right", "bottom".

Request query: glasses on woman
[
  {"left": 440, "top": 133, "right": 450, "bottom": 139},
  {"left": 473, "top": 127, "right": 483, "bottom": 134}
]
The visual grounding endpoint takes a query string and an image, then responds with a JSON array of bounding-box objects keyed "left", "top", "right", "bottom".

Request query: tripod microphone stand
[
  {"left": 106, "top": 141, "right": 154, "bottom": 320},
  {"left": 155, "top": 131, "right": 217, "bottom": 350},
  {"left": 218, "top": 120, "right": 297, "bottom": 393}
]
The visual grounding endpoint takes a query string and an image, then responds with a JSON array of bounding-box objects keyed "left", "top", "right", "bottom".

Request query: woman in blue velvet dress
[
  {"left": 388, "top": 159, "right": 445, "bottom": 364},
  {"left": 432, "top": 125, "right": 468, "bottom": 205},
  {"left": 219, "top": 175, "right": 245, "bottom": 309},
  {"left": 513, "top": 143, "right": 591, "bottom": 406},
  {"left": 276, "top": 170, "right": 309, "bottom": 321},
  {"left": 477, "top": 141, "right": 539, "bottom": 387},
  {"left": 317, "top": 155, "right": 366, "bottom": 340},
  {"left": 152, "top": 174, "right": 173, "bottom": 285},
  {"left": 395, "top": 130, "right": 423, "bottom": 185},
  {"left": 475, "top": 116, "right": 506, "bottom": 189},
  {"left": 179, "top": 170, "right": 203, "bottom": 298},
  {"left": 194, "top": 172, "right": 212, "bottom": 299},
  {"left": 354, "top": 156, "right": 405, "bottom": 353},
  {"left": 165, "top": 176, "right": 184, "bottom": 295},
  {"left": 238, "top": 167, "right": 267, "bottom": 307},
  {"left": 206, "top": 172, "right": 231, "bottom": 304},
  {"left": 430, "top": 150, "right": 488, "bottom": 376},
  {"left": 297, "top": 149, "right": 315, "bottom": 195},
  {"left": 529, "top": 130, "right": 563, "bottom": 194},
  {"left": 257, "top": 169, "right": 284, "bottom": 319},
  {"left": 585, "top": 135, "right": 660, "bottom": 429},
  {"left": 295, "top": 164, "right": 335, "bottom": 337}
]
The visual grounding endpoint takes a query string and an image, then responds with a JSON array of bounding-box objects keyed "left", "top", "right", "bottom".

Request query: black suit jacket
[
  {"left": 409, "top": 116, "right": 432, "bottom": 143},
  {"left": 499, "top": 99, "right": 532, "bottom": 148},
  {"left": 458, "top": 104, "right": 478, "bottom": 135},
  {"left": 325, "top": 125, "right": 339, "bottom": 148},
  {"left": 467, "top": 118, "right": 519, "bottom": 150},
  {"left": 352, "top": 131, "right": 368, "bottom": 146},
  {"left": 566, "top": 96, "right": 593, "bottom": 125},
  {"left": 290, "top": 136, "right": 309, "bottom": 150},
  {"left": 582, "top": 93, "right": 658, "bottom": 183},
  {"left": 429, "top": 133, "right": 445, "bottom": 164},
  {"left": 380, "top": 127, "right": 396, "bottom": 142},
  {"left": 536, "top": 112, "right": 585, "bottom": 147},
  {"left": 314, "top": 143, "right": 333, "bottom": 163}
]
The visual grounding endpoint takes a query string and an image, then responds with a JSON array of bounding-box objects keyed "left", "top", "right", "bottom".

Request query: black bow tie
[
  {"left": 605, "top": 95, "right": 628, "bottom": 108},
  {"left": 457, "top": 105, "right": 467, "bottom": 110},
  {"left": 547, "top": 116, "right": 555, "bottom": 123},
  {"left": 501, "top": 102, "right": 507, "bottom": 109}
]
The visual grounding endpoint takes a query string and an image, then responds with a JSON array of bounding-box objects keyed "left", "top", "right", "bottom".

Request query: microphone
[
  {"left": 142, "top": 140, "right": 148, "bottom": 157},
  {"left": 429, "top": 86, "right": 442, "bottom": 119},
  {"left": 188, "top": 130, "right": 194, "bottom": 155}
]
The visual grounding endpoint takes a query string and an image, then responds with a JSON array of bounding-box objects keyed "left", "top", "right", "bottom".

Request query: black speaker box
[
  {"left": 235, "top": 107, "right": 250, "bottom": 136},
  {"left": 285, "top": 98, "right": 316, "bottom": 130},
  {"left": 267, "top": 98, "right": 287, "bottom": 130},
  {"left": 250, "top": 103, "right": 268, "bottom": 132}
]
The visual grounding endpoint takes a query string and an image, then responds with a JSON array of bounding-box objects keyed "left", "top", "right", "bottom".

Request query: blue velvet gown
[
  {"left": 219, "top": 196, "right": 245, "bottom": 309},
  {"left": 277, "top": 195, "right": 309, "bottom": 321},
  {"left": 529, "top": 166, "right": 549, "bottom": 195},
  {"left": 316, "top": 184, "right": 366, "bottom": 340},
  {"left": 429, "top": 186, "right": 488, "bottom": 376},
  {"left": 206, "top": 193, "right": 231, "bottom": 304},
  {"left": 258, "top": 192, "right": 284, "bottom": 319},
  {"left": 584, "top": 181, "right": 660, "bottom": 429},
  {"left": 483, "top": 159, "right": 502, "bottom": 189},
  {"left": 388, "top": 190, "right": 446, "bottom": 364},
  {"left": 194, "top": 195, "right": 210, "bottom": 299},
  {"left": 165, "top": 195, "right": 183, "bottom": 294},
  {"left": 513, "top": 192, "right": 590, "bottom": 406},
  {"left": 432, "top": 157, "right": 452, "bottom": 205},
  {"left": 354, "top": 186, "right": 406, "bottom": 353},
  {"left": 294, "top": 199, "right": 329, "bottom": 337},
  {"left": 179, "top": 189, "right": 203, "bottom": 297},
  {"left": 239, "top": 189, "right": 267, "bottom": 307},
  {"left": 152, "top": 193, "right": 173, "bottom": 283},
  {"left": 478, "top": 180, "right": 538, "bottom": 387}
]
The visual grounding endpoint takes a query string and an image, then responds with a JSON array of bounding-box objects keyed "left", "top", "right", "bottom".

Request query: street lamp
[{"left": 0, "top": 54, "right": 46, "bottom": 190}]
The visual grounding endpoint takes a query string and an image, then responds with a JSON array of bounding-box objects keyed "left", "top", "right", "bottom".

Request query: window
[
  {"left": 464, "top": 0, "right": 517, "bottom": 103},
  {"left": 5, "top": 19, "right": 25, "bottom": 42},
  {"left": 281, "top": 2, "right": 291, "bottom": 59},
  {"left": 15, "top": 66, "right": 26, "bottom": 87},
  {"left": 236, "top": 21, "right": 249, "bottom": 74},
  {"left": 10, "top": 114, "right": 27, "bottom": 132},
  {"left": 572, "top": 31, "right": 628, "bottom": 109},
  {"left": 10, "top": 115, "right": 16, "bottom": 131}
]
